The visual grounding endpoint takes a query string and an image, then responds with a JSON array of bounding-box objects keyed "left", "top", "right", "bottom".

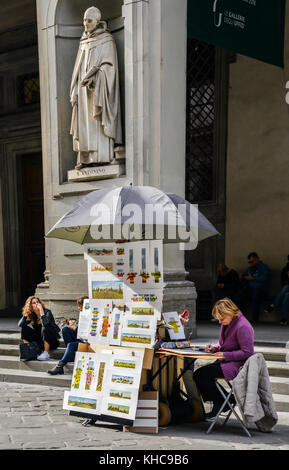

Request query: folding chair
[{"left": 206, "top": 378, "right": 252, "bottom": 438}]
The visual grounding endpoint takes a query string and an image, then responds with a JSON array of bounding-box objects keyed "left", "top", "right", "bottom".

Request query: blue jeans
[
  {"left": 274, "top": 285, "right": 289, "bottom": 320},
  {"left": 61, "top": 326, "right": 81, "bottom": 364}
]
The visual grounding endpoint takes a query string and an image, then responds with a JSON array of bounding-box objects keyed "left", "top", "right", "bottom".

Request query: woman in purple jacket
[{"left": 193, "top": 298, "right": 254, "bottom": 419}]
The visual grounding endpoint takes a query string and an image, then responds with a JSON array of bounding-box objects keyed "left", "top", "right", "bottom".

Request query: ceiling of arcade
[{"left": 0, "top": 0, "right": 36, "bottom": 32}]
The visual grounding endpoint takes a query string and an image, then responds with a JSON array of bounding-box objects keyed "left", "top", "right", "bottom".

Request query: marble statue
[{"left": 70, "top": 7, "right": 122, "bottom": 170}]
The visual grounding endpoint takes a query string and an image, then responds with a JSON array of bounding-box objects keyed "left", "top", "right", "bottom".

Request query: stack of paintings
[{"left": 77, "top": 241, "right": 163, "bottom": 349}]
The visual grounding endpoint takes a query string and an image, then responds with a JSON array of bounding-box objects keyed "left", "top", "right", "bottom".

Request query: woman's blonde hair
[
  {"left": 212, "top": 298, "right": 240, "bottom": 320},
  {"left": 22, "top": 296, "right": 46, "bottom": 323}
]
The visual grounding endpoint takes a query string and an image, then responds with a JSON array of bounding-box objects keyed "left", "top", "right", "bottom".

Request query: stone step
[
  {"left": 0, "top": 367, "right": 286, "bottom": 411},
  {"left": 254, "top": 346, "right": 288, "bottom": 362},
  {"left": 266, "top": 361, "right": 289, "bottom": 378},
  {"left": 0, "top": 336, "right": 288, "bottom": 362},
  {"left": 0, "top": 344, "right": 66, "bottom": 360},
  {"left": 0, "top": 355, "right": 73, "bottom": 373},
  {"left": 270, "top": 376, "right": 289, "bottom": 395},
  {"left": 0, "top": 333, "right": 66, "bottom": 348},
  {"left": 273, "top": 394, "right": 289, "bottom": 413},
  {"left": 2, "top": 332, "right": 288, "bottom": 350},
  {"left": 0, "top": 367, "right": 72, "bottom": 388}
]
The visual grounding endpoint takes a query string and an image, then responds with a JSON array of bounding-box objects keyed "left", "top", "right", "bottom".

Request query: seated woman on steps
[
  {"left": 47, "top": 295, "right": 88, "bottom": 375},
  {"left": 18, "top": 296, "right": 60, "bottom": 361}
]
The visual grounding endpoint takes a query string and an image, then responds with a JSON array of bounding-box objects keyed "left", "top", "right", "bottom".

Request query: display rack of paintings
[
  {"left": 78, "top": 241, "right": 164, "bottom": 349},
  {"left": 66, "top": 240, "right": 164, "bottom": 427},
  {"left": 63, "top": 349, "right": 144, "bottom": 423}
]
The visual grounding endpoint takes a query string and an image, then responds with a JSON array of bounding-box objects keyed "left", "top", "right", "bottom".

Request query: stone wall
[{"left": 225, "top": 4, "right": 289, "bottom": 295}]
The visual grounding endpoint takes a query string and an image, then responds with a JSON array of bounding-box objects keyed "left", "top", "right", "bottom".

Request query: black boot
[{"left": 47, "top": 361, "right": 65, "bottom": 375}]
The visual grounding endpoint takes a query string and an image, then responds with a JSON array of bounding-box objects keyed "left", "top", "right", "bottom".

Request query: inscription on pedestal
[{"left": 67, "top": 165, "right": 120, "bottom": 182}]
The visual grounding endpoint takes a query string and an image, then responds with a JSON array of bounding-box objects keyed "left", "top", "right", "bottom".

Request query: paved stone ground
[{"left": 0, "top": 382, "right": 289, "bottom": 451}]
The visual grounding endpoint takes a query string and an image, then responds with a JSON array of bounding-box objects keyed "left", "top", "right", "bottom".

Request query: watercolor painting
[
  {"left": 68, "top": 395, "right": 97, "bottom": 410},
  {"left": 100, "top": 311, "right": 110, "bottom": 338},
  {"left": 92, "top": 281, "right": 124, "bottom": 299},
  {"left": 91, "top": 263, "right": 113, "bottom": 272},
  {"left": 121, "top": 332, "right": 151, "bottom": 345},
  {"left": 88, "top": 247, "right": 113, "bottom": 256},
  {"left": 127, "top": 319, "right": 150, "bottom": 329},
  {"left": 113, "top": 359, "right": 136, "bottom": 369},
  {"left": 96, "top": 362, "right": 106, "bottom": 392},
  {"left": 85, "top": 361, "right": 95, "bottom": 391},
  {"left": 131, "top": 307, "right": 154, "bottom": 316},
  {"left": 107, "top": 403, "right": 130, "bottom": 415},
  {"left": 113, "top": 313, "right": 121, "bottom": 340},
  {"left": 109, "top": 390, "right": 132, "bottom": 400},
  {"left": 111, "top": 374, "right": 134, "bottom": 385},
  {"left": 72, "top": 359, "right": 85, "bottom": 389}
]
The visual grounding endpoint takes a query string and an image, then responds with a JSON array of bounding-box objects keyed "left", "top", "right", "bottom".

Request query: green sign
[{"left": 187, "top": 0, "right": 286, "bottom": 68}]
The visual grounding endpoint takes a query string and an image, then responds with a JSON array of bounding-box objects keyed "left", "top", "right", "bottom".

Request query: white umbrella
[{"left": 46, "top": 185, "right": 219, "bottom": 245}]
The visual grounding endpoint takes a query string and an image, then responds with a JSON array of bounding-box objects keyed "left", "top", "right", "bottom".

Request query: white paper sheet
[
  {"left": 163, "top": 311, "right": 185, "bottom": 341},
  {"left": 77, "top": 299, "right": 91, "bottom": 340}
]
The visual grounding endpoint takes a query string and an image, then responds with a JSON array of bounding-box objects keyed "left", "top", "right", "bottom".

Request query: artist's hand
[
  {"left": 244, "top": 274, "right": 253, "bottom": 281},
  {"left": 205, "top": 345, "right": 216, "bottom": 353},
  {"left": 215, "top": 352, "right": 225, "bottom": 360}
]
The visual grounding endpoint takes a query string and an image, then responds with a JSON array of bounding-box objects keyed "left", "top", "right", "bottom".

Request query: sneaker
[
  {"left": 280, "top": 320, "right": 288, "bottom": 326},
  {"left": 37, "top": 351, "right": 50, "bottom": 361}
]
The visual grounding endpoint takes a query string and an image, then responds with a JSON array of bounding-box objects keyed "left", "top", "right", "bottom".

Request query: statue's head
[{"left": 83, "top": 7, "right": 101, "bottom": 33}]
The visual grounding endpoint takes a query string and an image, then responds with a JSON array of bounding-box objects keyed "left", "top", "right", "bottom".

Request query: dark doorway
[{"left": 19, "top": 153, "right": 45, "bottom": 301}]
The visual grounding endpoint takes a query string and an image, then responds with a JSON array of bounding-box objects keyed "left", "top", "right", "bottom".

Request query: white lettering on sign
[{"left": 213, "top": 0, "right": 223, "bottom": 28}]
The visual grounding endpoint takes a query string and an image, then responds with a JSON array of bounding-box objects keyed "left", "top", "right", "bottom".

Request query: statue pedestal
[{"left": 67, "top": 164, "right": 121, "bottom": 182}]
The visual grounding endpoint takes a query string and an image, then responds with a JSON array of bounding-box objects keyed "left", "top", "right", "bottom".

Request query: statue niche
[{"left": 69, "top": 6, "right": 122, "bottom": 177}]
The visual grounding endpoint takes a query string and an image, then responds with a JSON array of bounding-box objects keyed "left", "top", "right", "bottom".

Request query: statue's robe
[{"left": 70, "top": 22, "right": 122, "bottom": 165}]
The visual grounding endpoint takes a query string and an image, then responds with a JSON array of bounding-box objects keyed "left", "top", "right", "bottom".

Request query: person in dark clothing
[
  {"left": 47, "top": 295, "right": 88, "bottom": 375},
  {"left": 215, "top": 264, "right": 240, "bottom": 302},
  {"left": 18, "top": 296, "right": 60, "bottom": 361},
  {"left": 235, "top": 252, "right": 270, "bottom": 324}
]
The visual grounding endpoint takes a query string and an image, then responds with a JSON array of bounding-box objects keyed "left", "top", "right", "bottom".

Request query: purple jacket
[{"left": 214, "top": 312, "right": 254, "bottom": 381}]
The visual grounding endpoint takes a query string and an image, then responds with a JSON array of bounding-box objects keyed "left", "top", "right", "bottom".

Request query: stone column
[
  {"left": 148, "top": 0, "right": 197, "bottom": 337},
  {"left": 122, "top": 0, "right": 150, "bottom": 186}
]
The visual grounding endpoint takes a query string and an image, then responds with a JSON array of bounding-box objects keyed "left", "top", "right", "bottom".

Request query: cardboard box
[{"left": 77, "top": 343, "right": 154, "bottom": 370}]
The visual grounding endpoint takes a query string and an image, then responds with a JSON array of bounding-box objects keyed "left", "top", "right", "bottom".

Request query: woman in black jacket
[{"left": 18, "top": 296, "right": 60, "bottom": 361}]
